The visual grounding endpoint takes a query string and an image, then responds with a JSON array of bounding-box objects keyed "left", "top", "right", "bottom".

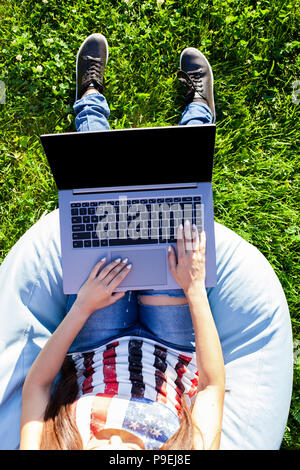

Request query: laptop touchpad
[{"left": 113, "top": 249, "right": 167, "bottom": 287}]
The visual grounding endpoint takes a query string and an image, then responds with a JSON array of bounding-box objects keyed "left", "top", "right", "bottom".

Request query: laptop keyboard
[{"left": 70, "top": 196, "right": 204, "bottom": 249}]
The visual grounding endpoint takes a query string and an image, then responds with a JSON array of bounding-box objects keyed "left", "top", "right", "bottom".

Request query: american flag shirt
[{"left": 70, "top": 336, "right": 199, "bottom": 449}]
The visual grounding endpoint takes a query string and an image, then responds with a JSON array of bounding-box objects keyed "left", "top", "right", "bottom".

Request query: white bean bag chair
[{"left": 0, "top": 209, "right": 293, "bottom": 450}]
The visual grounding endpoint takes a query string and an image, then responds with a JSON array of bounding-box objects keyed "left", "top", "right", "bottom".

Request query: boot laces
[
  {"left": 83, "top": 55, "right": 104, "bottom": 88},
  {"left": 177, "top": 68, "right": 204, "bottom": 100}
]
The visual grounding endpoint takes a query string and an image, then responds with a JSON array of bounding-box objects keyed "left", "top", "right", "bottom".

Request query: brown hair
[{"left": 40, "top": 357, "right": 201, "bottom": 450}]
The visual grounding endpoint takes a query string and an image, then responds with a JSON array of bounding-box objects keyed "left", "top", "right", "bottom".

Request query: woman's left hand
[{"left": 74, "top": 257, "right": 132, "bottom": 316}]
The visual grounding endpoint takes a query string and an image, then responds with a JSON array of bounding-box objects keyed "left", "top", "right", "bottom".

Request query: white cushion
[{"left": 0, "top": 210, "right": 293, "bottom": 449}]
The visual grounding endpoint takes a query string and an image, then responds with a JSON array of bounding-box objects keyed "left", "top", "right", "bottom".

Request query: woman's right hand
[
  {"left": 168, "top": 222, "right": 206, "bottom": 298},
  {"left": 74, "top": 257, "right": 132, "bottom": 316}
]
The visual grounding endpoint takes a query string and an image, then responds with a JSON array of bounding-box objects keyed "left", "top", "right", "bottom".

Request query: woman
[
  {"left": 20, "top": 224, "right": 224, "bottom": 450},
  {"left": 20, "top": 34, "right": 224, "bottom": 450}
]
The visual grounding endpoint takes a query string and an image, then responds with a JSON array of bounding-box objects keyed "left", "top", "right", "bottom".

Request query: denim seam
[
  {"left": 138, "top": 301, "right": 189, "bottom": 309},
  {"left": 83, "top": 106, "right": 91, "bottom": 131}
]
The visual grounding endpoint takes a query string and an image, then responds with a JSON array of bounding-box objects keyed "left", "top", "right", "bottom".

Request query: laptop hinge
[{"left": 72, "top": 183, "right": 198, "bottom": 195}]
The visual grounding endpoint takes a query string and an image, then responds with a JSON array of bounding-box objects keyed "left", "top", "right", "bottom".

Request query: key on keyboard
[{"left": 71, "top": 196, "right": 204, "bottom": 248}]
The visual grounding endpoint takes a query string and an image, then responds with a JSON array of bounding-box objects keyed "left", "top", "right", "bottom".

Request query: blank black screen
[{"left": 40, "top": 125, "right": 215, "bottom": 190}]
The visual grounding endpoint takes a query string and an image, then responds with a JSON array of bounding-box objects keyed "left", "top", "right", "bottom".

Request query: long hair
[
  {"left": 40, "top": 357, "right": 83, "bottom": 450},
  {"left": 40, "top": 357, "right": 202, "bottom": 450}
]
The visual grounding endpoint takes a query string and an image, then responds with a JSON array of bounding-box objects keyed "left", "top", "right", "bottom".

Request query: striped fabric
[{"left": 71, "top": 335, "right": 199, "bottom": 449}]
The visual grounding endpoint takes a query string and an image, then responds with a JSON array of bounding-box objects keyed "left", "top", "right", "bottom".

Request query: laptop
[{"left": 40, "top": 124, "right": 217, "bottom": 294}]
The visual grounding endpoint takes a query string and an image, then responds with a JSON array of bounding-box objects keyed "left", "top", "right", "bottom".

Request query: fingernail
[
  {"left": 184, "top": 219, "right": 190, "bottom": 226},
  {"left": 168, "top": 245, "right": 172, "bottom": 252},
  {"left": 115, "top": 258, "right": 121, "bottom": 263},
  {"left": 126, "top": 264, "right": 132, "bottom": 269},
  {"left": 179, "top": 224, "right": 183, "bottom": 230},
  {"left": 192, "top": 224, "right": 197, "bottom": 231},
  {"left": 100, "top": 257, "right": 106, "bottom": 262},
  {"left": 122, "top": 258, "right": 128, "bottom": 263}
]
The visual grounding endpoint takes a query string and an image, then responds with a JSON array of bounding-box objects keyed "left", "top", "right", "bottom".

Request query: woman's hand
[
  {"left": 168, "top": 221, "right": 206, "bottom": 297},
  {"left": 74, "top": 257, "right": 132, "bottom": 316}
]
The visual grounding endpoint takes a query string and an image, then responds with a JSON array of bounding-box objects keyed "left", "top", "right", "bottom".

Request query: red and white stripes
[{"left": 72, "top": 336, "right": 198, "bottom": 418}]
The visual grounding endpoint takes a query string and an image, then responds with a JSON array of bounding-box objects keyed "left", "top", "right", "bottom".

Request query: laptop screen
[{"left": 40, "top": 124, "right": 216, "bottom": 190}]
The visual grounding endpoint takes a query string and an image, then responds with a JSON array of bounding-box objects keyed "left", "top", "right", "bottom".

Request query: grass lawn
[{"left": 0, "top": 0, "right": 299, "bottom": 449}]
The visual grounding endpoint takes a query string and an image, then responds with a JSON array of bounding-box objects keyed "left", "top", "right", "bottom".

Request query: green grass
[{"left": 0, "top": 0, "right": 299, "bottom": 449}]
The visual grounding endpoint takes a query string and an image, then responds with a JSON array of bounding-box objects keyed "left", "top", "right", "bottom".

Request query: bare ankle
[{"left": 82, "top": 87, "right": 99, "bottom": 97}]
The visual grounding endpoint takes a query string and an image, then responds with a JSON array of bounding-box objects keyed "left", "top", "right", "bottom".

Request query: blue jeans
[
  {"left": 68, "top": 92, "right": 213, "bottom": 354},
  {"left": 73, "top": 91, "right": 213, "bottom": 131}
]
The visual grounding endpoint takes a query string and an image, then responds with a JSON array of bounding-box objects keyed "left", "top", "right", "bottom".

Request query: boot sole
[
  {"left": 75, "top": 33, "right": 109, "bottom": 101},
  {"left": 179, "top": 47, "right": 216, "bottom": 122}
]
